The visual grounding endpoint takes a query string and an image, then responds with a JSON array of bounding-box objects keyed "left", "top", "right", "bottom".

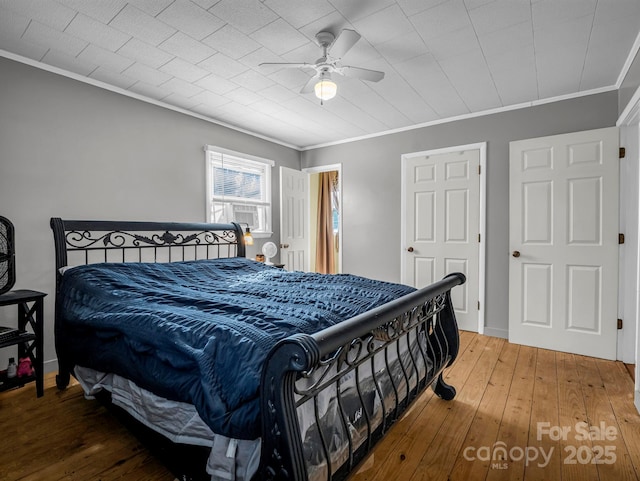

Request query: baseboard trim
[
  {"left": 483, "top": 326, "right": 508, "bottom": 339},
  {"left": 44, "top": 358, "right": 58, "bottom": 374}
]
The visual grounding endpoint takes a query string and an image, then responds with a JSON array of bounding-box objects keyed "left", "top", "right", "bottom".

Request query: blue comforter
[{"left": 57, "top": 257, "right": 415, "bottom": 439}]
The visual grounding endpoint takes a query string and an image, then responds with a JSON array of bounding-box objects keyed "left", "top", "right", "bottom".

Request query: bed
[{"left": 50, "top": 218, "right": 465, "bottom": 481}]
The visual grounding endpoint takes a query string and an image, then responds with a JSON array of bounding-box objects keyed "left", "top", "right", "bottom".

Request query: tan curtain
[{"left": 316, "top": 171, "right": 337, "bottom": 274}]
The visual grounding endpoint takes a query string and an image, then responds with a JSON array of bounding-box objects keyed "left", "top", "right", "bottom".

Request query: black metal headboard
[
  {"left": 50, "top": 218, "right": 245, "bottom": 274},
  {"left": 49, "top": 217, "right": 246, "bottom": 393}
]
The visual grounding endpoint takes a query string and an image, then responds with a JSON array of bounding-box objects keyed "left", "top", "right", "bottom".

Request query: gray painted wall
[
  {"left": 301, "top": 92, "right": 619, "bottom": 338},
  {"left": 0, "top": 57, "right": 300, "bottom": 371},
  {"left": 620, "top": 48, "right": 640, "bottom": 116}
]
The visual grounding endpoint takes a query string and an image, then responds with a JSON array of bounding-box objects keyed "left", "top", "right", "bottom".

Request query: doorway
[
  {"left": 618, "top": 101, "right": 640, "bottom": 412},
  {"left": 305, "top": 164, "right": 342, "bottom": 274}
]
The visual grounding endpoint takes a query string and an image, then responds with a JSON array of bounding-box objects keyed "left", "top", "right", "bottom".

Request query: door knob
[
  {"left": 512, "top": 250, "right": 521, "bottom": 258},
  {"left": 280, "top": 243, "right": 289, "bottom": 249},
  {"left": 407, "top": 247, "right": 414, "bottom": 252}
]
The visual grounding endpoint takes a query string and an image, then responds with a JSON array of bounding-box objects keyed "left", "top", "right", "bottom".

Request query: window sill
[{"left": 251, "top": 232, "right": 273, "bottom": 239}]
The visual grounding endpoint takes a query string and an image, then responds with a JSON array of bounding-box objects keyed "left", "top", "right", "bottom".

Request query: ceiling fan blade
[
  {"left": 338, "top": 66, "right": 385, "bottom": 82},
  {"left": 329, "top": 29, "right": 361, "bottom": 59},
  {"left": 258, "top": 62, "right": 315, "bottom": 70},
  {"left": 300, "top": 74, "right": 320, "bottom": 94}
]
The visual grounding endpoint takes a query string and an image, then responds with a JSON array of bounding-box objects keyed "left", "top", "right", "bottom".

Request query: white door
[
  {"left": 402, "top": 147, "right": 481, "bottom": 332},
  {"left": 280, "top": 166, "right": 309, "bottom": 271},
  {"left": 509, "top": 127, "right": 619, "bottom": 360}
]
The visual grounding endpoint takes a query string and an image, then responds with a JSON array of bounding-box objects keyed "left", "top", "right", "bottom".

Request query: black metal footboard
[{"left": 260, "top": 272, "right": 465, "bottom": 481}]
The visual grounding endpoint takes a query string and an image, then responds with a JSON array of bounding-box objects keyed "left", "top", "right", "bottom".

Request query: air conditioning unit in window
[{"left": 232, "top": 205, "right": 259, "bottom": 230}]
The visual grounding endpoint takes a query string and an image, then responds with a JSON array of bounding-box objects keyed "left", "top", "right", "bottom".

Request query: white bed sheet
[
  {"left": 74, "top": 366, "right": 261, "bottom": 481},
  {"left": 72, "top": 329, "right": 425, "bottom": 481}
]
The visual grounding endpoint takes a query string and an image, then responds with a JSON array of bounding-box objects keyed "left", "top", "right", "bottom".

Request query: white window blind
[{"left": 205, "top": 146, "right": 273, "bottom": 236}]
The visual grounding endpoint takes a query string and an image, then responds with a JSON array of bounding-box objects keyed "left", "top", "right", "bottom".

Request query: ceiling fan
[{"left": 259, "top": 29, "right": 385, "bottom": 101}]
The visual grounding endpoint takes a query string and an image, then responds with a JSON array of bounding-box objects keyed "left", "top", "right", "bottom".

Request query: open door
[{"left": 279, "top": 166, "right": 309, "bottom": 271}]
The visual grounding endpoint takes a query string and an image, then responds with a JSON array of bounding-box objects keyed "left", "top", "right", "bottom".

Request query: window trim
[{"left": 204, "top": 145, "right": 274, "bottom": 237}]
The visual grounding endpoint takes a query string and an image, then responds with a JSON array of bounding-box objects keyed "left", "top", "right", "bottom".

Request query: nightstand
[{"left": 0, "top": 290, "right": 46, "bottom": 397}]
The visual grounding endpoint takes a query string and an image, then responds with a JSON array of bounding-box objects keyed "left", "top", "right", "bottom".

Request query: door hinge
[
  {"left": 620, "top": 147, "right": 626, "bottom": 159},
  {"left": 478, "top": 165, "right": 481, "bottom": 174},
  {"left": 619, "top": 233, "right": 625, "bottom": 244},
  {"left": 478, "top": 301, "right": 480, "bottom": 310},
  {"left": 478, "top": 233, "right": 481, "bottom": 243},
  {"left": 617, "top": 318, "right": 623, "bottom": 330}
]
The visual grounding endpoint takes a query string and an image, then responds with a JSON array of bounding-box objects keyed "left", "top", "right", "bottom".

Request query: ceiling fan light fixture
[
  {"left": 259, "top": 29, "right": 385, "bottom": 101},
  {"left": 314, "top": 76, "right": 337, "bottom": 101}
]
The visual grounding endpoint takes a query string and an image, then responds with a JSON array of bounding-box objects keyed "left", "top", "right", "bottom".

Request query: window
[{"left": 205, "top": 145, "right": 273, "bottom": 236}]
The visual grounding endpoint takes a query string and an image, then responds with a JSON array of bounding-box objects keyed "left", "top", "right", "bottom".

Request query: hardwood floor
[
  {"left": 350, "top": 331, "right": 640, "bottom": 481},
  {"left": 626, "top": 364, "right": 636, "bottom": 382},
  {"left": 1, "top": 332, "right": 638, "bottom": 481},
  {"left": 0, "top": 375, "right": 174, "bottom": 481}
]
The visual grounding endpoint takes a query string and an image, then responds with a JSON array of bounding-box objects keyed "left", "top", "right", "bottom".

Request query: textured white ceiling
[{"left": 1, "top": 0, "right": 639, "bottom": 149}]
